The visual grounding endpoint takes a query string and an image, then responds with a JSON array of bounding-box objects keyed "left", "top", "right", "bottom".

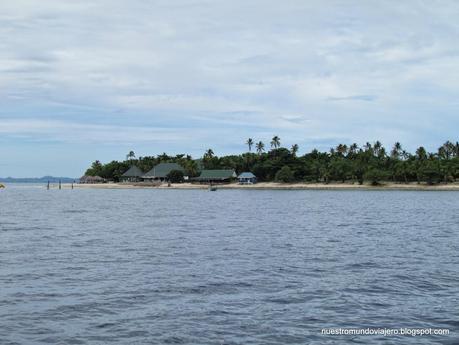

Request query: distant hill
[{"left": 0, "top": 176, "right": 77, "bottom": 183}]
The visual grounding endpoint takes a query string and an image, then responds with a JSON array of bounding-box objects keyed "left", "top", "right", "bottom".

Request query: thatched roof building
[
  {"left": 79, "top": 175, "right": 105, "bottom": 184},
  {"left": 122, "top": 165, "right": 144, "bottom": 177},
  {"left": 143, "top": 162, "right": 185, "bottom": 180},
  {"left": 121, "top": 165, "right": 144, "bottom": 182}
]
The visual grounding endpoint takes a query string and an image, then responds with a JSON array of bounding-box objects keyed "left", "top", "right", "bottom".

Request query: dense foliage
[
  {"left": 84, "top": 139, "right": 459, "bottom": 184},
  {"left": 167, "top": 170, "right": 185, "bottom": 183},
  {"left": 275, "top": 166, "right": 295, "bottom": 183},
  {"left": 84, "top": 153, "right": 200, "bottom": 182}
]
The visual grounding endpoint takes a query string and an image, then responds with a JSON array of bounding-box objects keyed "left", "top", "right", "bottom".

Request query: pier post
[
  {"left": 59, "top": 180, "right": 61, "bottom": 190},
  {"left": 47, "top": 181, "right": 50, "bottom": 190}
]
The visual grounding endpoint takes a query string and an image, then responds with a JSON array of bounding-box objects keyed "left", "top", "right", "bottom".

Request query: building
[
  {"left": 143, "top": 162, "right": 186, "bottom": 181},
  {"left": 79, "top": 175, "right": 105, "bottom": 184},
  {"left": 194, "top": 169, "right": 236, "bottom": 183},
  {"left": 238, "top": 172, "right": 257, "bottom": 184},
  {"left": 121, "top": 165, "right": 144, "bottom": 182}
]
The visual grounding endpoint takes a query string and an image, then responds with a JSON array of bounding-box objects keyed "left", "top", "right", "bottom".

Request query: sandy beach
[{"left": 66, "top": 182, "right": 459, "bottom": 191}]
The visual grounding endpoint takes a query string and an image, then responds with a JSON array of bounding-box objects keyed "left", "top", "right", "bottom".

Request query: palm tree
[
  {"left": 439, "top": 141, "right": 454, "bottom": 160},
  {"left": 204, "top": 149, "right": 214, "bottom": 160},
  {"left": 126, "top": 151, "right": 135, "bottom": 161},
  {"left": 336, "top": 144, "right": 348, "bottom": 156},
  {"left": 416, "top": 146, "right": 427, "bottom": 160},
  {"left": 391, "top": 142, "right": 402, "bottom": 159},
  {"left": 159, "top": 152, "right": 169, "bottom": 161},
  {"left": 373, "top": 141, "right": 383, "bottom": 157},
  {"left": 246, "top": 138, "right": 254, "bottom": 152},
  {"left": 271, "top": 136, "right": 281, "bottom": 149},
  {"left": 291, "top": 144, "right": 299, "bottom": 156},
  {"left": 348, "top": 143, "right": 359, "bottom": 156},
  {"left": 401, "top": 150, "right": 409, "bottom": 160},
  {"left": 438, "top": 146, "right": 447, "bottom": 160},
  {"left": 256, "top": 141, "right": 265, "bottom": 154}
]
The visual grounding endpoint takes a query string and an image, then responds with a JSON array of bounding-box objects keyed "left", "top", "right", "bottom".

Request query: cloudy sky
[{"left": 1, "top": 0, "right": 458, "bottom": 177}]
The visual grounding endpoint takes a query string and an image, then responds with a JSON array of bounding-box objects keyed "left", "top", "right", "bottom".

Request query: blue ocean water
[{"left": 1, "top": 185, "right": 458, "bottom": 344}]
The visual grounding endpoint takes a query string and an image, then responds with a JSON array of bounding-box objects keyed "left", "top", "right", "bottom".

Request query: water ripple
[{"left": 0, "top": 187, "right": 458, "bottom": 344}]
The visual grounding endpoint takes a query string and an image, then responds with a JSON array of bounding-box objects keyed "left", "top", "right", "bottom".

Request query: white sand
[{"left": 67, "top": 182, "right": 459, "bottom": 191}]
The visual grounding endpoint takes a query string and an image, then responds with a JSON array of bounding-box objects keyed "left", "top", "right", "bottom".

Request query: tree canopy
[
  {"left": 84, "top": 140, "right": 459, "bottom": 184},
  {"left": 167, "top": 170, "right": 185, "bottom": 183}
]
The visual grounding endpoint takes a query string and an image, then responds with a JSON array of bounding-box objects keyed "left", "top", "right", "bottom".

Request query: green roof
[
  {"left": 144, "top": 162, "right": 185, "bottom": 178},
  {"left": 122, "top": 165, "right": 144, "bottom": 177},
  {"left": 196, "top": 169, "right": 236, "bottom": 180}
]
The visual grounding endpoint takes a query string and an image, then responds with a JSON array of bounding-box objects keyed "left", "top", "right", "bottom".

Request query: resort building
[
  {"left": 121, "top": 165, "right": 144, "bottom": 182},
  {"left": 79, "top": 175, "right": 105, "bottom": 184},
  {"left": 194, "top": 169, "right": 236, "bottom": 183},
  {"left": 238, "top": 172, "right": 257, "bottom": 184},
  {"left": 143, "top": 162, "right": 186, "bottom": 181}
]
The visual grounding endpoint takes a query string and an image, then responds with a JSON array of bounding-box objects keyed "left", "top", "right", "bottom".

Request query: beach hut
[
  {"left": 143, "top": 162, "right": 186, "bottom": 181},
  {"left": 194, "top": 169, "right": 236, "bottom": 184},
  {"left": 79, "top": 175, "right": 105, "bottom": 184},
  {"left": 238, "top": 172, "right": 257, "bottom": 184},
  {"left": 121, "top": 165, "right": 144, "bottom": 182}
]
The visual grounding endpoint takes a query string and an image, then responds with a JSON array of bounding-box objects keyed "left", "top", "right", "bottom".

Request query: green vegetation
[
  {"left": 167, "top": 170, "right": 185, "bottom": 183},
  {"left": 84, "top": 154, "right": 199, "bottom": 182},
  {"left": 84, "top": 138, "right": 459, "bottom": 185},
  {"left": 275, "top": 166, "right": 294, "bottom": 183}
]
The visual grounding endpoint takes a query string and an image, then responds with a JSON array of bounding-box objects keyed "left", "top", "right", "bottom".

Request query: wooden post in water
[
  {"left": 59, "top": 180, "right": 61, "bottom": 190},
  {"left": 47, "top": 181, "right": 50, "bottom": 190},
  {"left": 71, "top": 181, "right": 74, "bottom": 189}
]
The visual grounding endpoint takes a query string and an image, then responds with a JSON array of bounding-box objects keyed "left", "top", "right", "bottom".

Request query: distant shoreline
[{"left": 61, "top": 182, "right": 459, "bottom": 191}]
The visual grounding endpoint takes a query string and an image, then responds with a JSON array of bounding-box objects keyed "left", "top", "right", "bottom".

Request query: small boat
[
  {"left": 0, "top": 183, "right": 5, "bottom": 189},
  {"left": 208, "top": 185, "right": 217, "bottom": 191}
]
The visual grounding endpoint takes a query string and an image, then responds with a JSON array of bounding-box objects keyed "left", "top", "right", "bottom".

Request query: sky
[{"left": 1, "top": 0, "right": 459, "bottom": 177}]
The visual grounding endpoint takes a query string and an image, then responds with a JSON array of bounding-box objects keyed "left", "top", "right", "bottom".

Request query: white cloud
[
  {"left": 0, "top": 0, "right": 458, "bottom": 175},
  {"left": 0, "top": 119, "right": 199, "bottom": 144}
]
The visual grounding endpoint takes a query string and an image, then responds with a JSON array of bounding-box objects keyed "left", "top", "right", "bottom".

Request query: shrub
[
  {"left": 167, "top": 170, "right": 184, "bottom": 183},
  {"left": 275, "top": 166, "right": 294, "bottom": 183}
]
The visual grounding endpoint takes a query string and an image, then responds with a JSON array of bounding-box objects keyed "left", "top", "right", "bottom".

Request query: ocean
[{"left": 1, "top": 184, "right": 458, "bottom": 344}]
